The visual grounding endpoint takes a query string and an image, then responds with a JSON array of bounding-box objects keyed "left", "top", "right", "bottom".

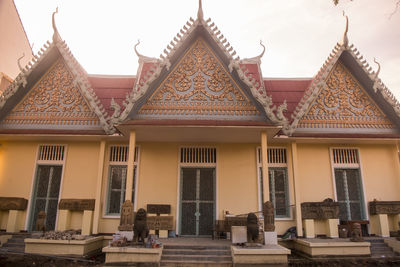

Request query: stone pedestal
[
  {"left": 326, "top": 219, "right": 339, "bottom": 238},
  {"left": 81, "top": 210, "right": 93, "bottom": 235},
  {"left": 57, "top": 210, "right": 71, "bottom": 231},
  {"left": 371, "top": 214, "right": 390, "bottom": 237},
  {"left": 231, "top": 226, "right": 247, "bottom": 244},
  {"left": 6, "top": 210, "right": 21, "bottom": 233},
  {"left": 303, "top": 219, "right": 315, "bottom": 238},
  {"left": 264, "top": 231, "right": 277, "bottom": 245},
  {"left": 231, "top": 244, "right": 290, "bottom": 264},
  {"left": 159, "top": 230, "right": 168, "bottom": 238},
  {"left": 103, "top": 246, "right": 162, "bottom": 264}
]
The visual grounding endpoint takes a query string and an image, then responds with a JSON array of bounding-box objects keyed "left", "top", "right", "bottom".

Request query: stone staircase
[
  {"left": 367, "top": 238, "right": 398, "bottom": 259},
  {"left": 0, "top": 233, "right": 31, "bottom": 254},
  {"left": 160, "top": 244, "right": 232, "bottom": 267}
]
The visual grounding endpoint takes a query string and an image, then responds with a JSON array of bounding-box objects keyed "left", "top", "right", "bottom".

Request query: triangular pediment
[
  {"left": 135, "top": 38, "right": 264, "bottom": 121},
  {"left": 297, "top": 61, "right": 395, "bottom": 133},
  {"left": 0, "top": 58, "right": 103, "bottom": 132}
]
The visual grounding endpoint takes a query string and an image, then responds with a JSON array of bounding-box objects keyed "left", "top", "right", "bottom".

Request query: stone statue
[
  {"left": 133, "top": 208, "right": 149, "bottom": 243},
  {"left": 118, "top": 200, "right": 134, "bottom": 231},
  {"left": 263, "top": 201, "right": 275, "bottom": 232},
  {"left": 350, "top": 223, "right": 364, "bottom": 242},
  {"left": 36, "top": 210, "right": 46, "bottom": 232},
  {"left": 246, "top": 213, "right": 259, "bottom": 243}
]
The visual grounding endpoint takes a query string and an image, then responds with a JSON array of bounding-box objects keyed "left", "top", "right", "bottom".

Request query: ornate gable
[
  {"left": 1, "top": 58, "right": 102, "bottom": 131},
  {"left": 136, "top": 38, "right": 264, "bottom": 121},
  {"left": 298, "top": 61, "right": 395, "bottom": 131}
]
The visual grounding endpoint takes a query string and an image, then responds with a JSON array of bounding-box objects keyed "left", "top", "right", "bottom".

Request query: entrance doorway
[
  {"left": 29, "top": 165, "right": 63, "bottom": 231},
  {"left": 180, "top": 168, "right": 215, "bottom": 236}
]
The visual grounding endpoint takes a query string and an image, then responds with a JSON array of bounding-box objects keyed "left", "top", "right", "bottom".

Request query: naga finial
[
  {"left": 258, "top": 40, "right": 266, "bottom": 59},
  {"left": 373, "top": 57, "right": 381, "bottom": 80},
  {"left": 52, "top": 7, "right": 61, "bottom": 42},
  {"left": 134, "top": 39, "right": 143, "bottom": 58},
  {"left": 341, "top": 11, "right": 349, "bottom": 47},
  {"left": 372, "top": 57, "right": 381, "bottom": 92},
  {"left": 17, "top": 53, "right": 25, "bottom": 72},
  {"left": 197, "top": 0, "right": 204, "bottom": 21}
]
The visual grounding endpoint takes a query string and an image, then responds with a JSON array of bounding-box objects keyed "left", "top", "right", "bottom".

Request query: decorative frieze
[
  {"left": 147, "top": 204, "right": 171, "bottom": 215},
  {"left": 147, "top": 216, "right": 174, "bottom": 231},
  {"left": 137, "top": 38, "right": 262, "bottom": 120},
  {"left": 58, "top": 199, "right": 95, "bottom": 211},
  {"left": 298, "top": 62, "right": 394, "bottom": 130},
  {"left": 301, "top": 199, "right": 339, "bottom": 220},
  {"left": 0, "top": 197, "right": 28, "bottom": 210},
  {"left": 369, "top": 200, "right": 400, "bottom": 215}
]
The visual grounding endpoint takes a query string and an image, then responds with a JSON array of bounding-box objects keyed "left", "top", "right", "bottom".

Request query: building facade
[{"left": 0, "top": 2, "right": 399, "bottom": 238}]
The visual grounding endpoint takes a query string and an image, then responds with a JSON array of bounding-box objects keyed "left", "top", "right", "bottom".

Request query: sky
[{"left": 14, "top": 0, "right": 400, "bottom": 98}]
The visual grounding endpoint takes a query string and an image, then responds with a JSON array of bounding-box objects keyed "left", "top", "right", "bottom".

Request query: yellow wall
[
  {"left": 297, "top": 144, "right": 335, "bottom": 202},
  {"left": 61, "top": 142, "right": 99, "bottom": 199},
  {"left": 360, "top": 144, "right": 400, "bottom": 202}
]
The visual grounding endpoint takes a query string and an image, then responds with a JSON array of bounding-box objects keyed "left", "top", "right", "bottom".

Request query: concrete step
[
  {"left": 161, "top": 255, "right": 232, "bottom": 261},
  {"left": 164, "top": 245, "right": 230, "bottom": 250},
  {"left": 160, "top": 260, "right": 232, "bottom": 267},
  {"left": 163, "top": 249, "right": 230, "bottom": 256}
]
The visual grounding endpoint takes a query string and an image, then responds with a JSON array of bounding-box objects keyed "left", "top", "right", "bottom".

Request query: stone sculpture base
[
  {"left": 231, "top": 226, "right": 247, "bottom": 244},
  {"left": 103, "top": 246, "right": 162, "bottom": 264},
  {"left": 264, "top": 231, "right": 277, "bottom": 245}
]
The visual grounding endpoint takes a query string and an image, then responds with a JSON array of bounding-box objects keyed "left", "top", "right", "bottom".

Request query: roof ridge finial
[
  {"left": 258, "top": 40, "right": 266, "bottom": 59},
  {"left": 134, "top": 39, "right": 143, "bottom": 58},
  {"left": 17, "top": 53, "right": 25, "bottom": 72},
  {"left": 373, "top": 57, "right": 381, "bottom": 80},
  {"left": 52, "top": 7, "right": 61, "bottom": 43},
  {"left": 341, "top": 10, "right": 349, "bottom": 47},
  {"left": 197, "top": 0, "right": 204, "bottom": 21}
]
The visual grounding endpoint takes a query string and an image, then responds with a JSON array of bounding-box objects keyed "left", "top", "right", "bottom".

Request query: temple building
[{"left": 0, "top": 1, "right": 399, "bottom": 240}]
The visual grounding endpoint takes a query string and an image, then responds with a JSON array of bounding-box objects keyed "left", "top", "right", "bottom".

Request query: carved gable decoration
[
  {"left": 298, "top": 62, "right": 395, "bottom": 131},
  {"left": 137, "top": 39, "right": 263, "bottom": 121},
  {"left": 2, "top": 58, "right": 101, "bottom": 130}
]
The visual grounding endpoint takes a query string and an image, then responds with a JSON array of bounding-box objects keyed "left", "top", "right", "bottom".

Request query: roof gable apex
[
  {"left": 0, "top": 38, "right": 114, "bottom": 134},
  {"left": 285, "top": 43, "right": 400, "bottom": 136}
]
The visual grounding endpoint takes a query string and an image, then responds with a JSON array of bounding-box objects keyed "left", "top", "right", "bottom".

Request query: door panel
[
  {"left": 29, "top": 165, "right": 62, "bottom": 231},
  {"left": 180, "top": 168, "right": 215, "bottom": 236}
]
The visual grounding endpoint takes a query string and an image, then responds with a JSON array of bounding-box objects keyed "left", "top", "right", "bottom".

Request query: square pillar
[
  {"left": 57, "top": 210, "right": 71, "bottom": 231},
  {"left": 303, "top": 219, "right": 315, "bottom": 238},
  {"left": 82, "top": 210, "right": 93, "bottom": 235},
  {"left": 290, "top": 142, "right": 303, "bottom": 237},
  {"left": 326, "top": 219, "right": 339, "bottom": 238},
  {"left": 6, "top": 210, "right": 20, "bottom": 233},
  {"left": 261, "top": 132, "right": 270, "bottom": 203},
  {"left": 375, "top": 214, "right": 390, "bottom": 237},
  {"left": 125, "top": 131, "right": 136, "bottom": 202},
  {"left": 92, "top": 140, "right": 106, "bottom": 234}
]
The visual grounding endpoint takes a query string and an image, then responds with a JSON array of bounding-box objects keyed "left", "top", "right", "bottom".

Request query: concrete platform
[
  {"left": 102, "top": 246, "right": 162, "bottom": 264},
  {"left": 231, "top": 244, "right": 290, "bottom": 264},
  {"left": 24, "top": 236, "right": 103, "bottom": 256},
  {"left": 384, "top": 238, "right": 400, "bottom": 253},
  {"left": 294, "top": 238, "right": 370, "bottom": 257}
]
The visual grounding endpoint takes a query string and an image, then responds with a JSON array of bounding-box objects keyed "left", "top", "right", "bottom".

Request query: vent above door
[
  {"left": 38, "top": 145, "right": 65, "bottom": 162},
  {"left": 180, "top": 147, "right": 216, "bottom": 164}
]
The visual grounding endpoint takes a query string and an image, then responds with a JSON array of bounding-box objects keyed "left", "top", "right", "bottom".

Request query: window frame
[
  {"left": 330, "top": 147, "right": 367, "bottom": 222},
  {"left": 104, "top": 145, "right": 139, "bottom": 218},
  {"left": 257, "top": 147, "right": 291, "bottom": 219}
]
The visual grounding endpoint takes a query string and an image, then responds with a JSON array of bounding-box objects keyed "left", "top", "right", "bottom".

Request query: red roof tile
[
  {"left": 88, "top": 75, "right": 135, "bottom": 117},
  {"left": 264, "top": 79, "right": 312, "bottom": 121}
]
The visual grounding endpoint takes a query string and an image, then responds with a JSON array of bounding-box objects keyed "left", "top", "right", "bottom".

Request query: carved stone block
[
  {"left": 147, "top": 204, "right": 171, "bottom": 215},
  {"left": 58, "top": 199, "right": 95, "bottom": 211},
  {"left": 147, "top": 216, "right": 174, "bottom": 230},
  {"left": 369, "top": 201, "right": 400, "bottom": 215},
  {"left": 0, "top": 197, "right": 28, "bottom": 210},
  {"left": 119, "top": 200, "right": 134, "bottom": 231},
  {"left": 301, "top": 199, "right": 339, "bottom": 220}
]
